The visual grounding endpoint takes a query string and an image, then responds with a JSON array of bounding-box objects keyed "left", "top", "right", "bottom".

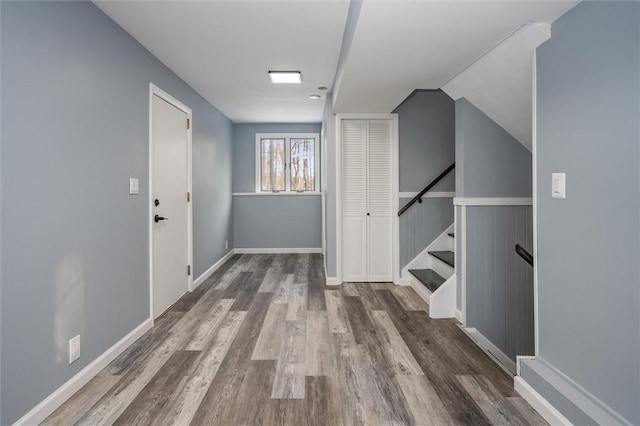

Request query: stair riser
[
  {"left": 407, "top": 273, "right": 432, "bottom": 305},
  {"left": 428, "top": 255, "right": 454, "bottom": 280},
  {"left": 402, "top": 224, "right": 454, "bottom": 279},
  {"left": 429, "top": 274, "right": 456, "bottom": 318},
  {"left": 407, "top": 273, "right": 457, "bottom": 319},
  {"left": 431, "top": 236, "right": 454, "bottom": 252}
]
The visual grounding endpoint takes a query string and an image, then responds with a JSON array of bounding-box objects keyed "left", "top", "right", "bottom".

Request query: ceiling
[
  {"left": 95, "top": 0, "right": 578, "bottom": 124},
  {"left": 94, "top": 0, "right": 350, "bottom": 123},
  {"left": 333, "top": 0, "right": 579, "bottom": 113},
  {"left": 442, "top": 23, "right": 554, "bottom": 150}
]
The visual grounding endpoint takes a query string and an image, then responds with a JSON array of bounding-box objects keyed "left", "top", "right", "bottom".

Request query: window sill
[{"left": 233, "top": 192, "right": 322, "bottom": 196}]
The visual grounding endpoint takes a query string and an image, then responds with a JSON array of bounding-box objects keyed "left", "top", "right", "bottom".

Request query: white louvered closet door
[
  {"left": 366, "top": 120, "right": 392, "bottom": 281},
  {"left": 342, "top": 119, "right": 392, "bottom": 282},
  {"left": 342, "top": 120, "right": 367, "bottom": 281}
]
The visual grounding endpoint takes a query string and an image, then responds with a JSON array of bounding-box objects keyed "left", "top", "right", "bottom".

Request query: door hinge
[
  {"left": 187, "top": 265, "right": 191, "bottom": 276},
  {"left": 186, "top": 118, "right": 191, "bottom": 129},
  {"left": 187, "top": 192, "right": 191, "bottom": 202}
]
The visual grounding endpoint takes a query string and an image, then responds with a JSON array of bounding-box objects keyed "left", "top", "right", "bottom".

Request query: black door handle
[
  {"left": 154, "top": 215, "right": 168, "bottom": 223},
  {"left": 367, "top": 213, "right": 370, "bottom": 216}
]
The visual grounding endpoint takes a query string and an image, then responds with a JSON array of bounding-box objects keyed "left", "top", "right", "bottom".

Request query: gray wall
[
  {"left": 232, "top": 123, "right": 322, "bottom": 249},
  {"left": 455, "top": 98, "right": 532, "bottom": 198},
  {"left": 322, "top": 96, "right": 338, "bottom": 277},
  {"left": 0, "top": 1, "right": 3, "bottom": 420},
  {"left": 399, "top": 197, "right": 453, "bottom": 268},
  {"left": 332, "top": 0, "right": 363, "bottom": 109},
  {"left": 530, "top": 2, "right": 639, "bottom": 423},
  {"left": 233, "top": 195, "right": 321, "bottom": 249},
  {"left": 192, "top": 109, "right": 233, "bottom": 278},
  {"left": 396, "top": 90, "right": 456, "bottom": 267},
  {"left": 233, "top": 123, "right": 321, "bottom": 192},
  {"left": 1, "top": 2, "right": 233, "bottom": 423},
  {"left": 395, "top": 90, "right": 455, "bottom": 192},
  {"left": 455, "top": 96, "right": 534, "bottom": 362},
  {"left": 465, "top": 206, "right": 534, "bottom": 360}
]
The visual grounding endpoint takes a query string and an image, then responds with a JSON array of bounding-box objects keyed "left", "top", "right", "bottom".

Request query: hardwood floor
[{"left": 44, "top": 253, "right": 546, "bottom": 426}]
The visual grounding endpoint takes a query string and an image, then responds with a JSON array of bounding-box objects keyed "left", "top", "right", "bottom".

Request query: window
[{"left": 256, "top": 133, "right": 319, "bottom": 193}]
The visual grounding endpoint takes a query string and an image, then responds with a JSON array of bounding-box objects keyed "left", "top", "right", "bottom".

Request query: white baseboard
[
  {"left": 193, "top": 249, "right": 235, "bottom": 289},
  {"left": 514, "top": 376, "right": 572, "bottom": 426},
  {"left": 461, "top": 327, "right": 516, "bottom": 375},
  {"left": 15, "top": 318, "right": 153, "bottom": 426},
  {"left": 398, "top": 276, "right": 412, "bottom": 286},
  {"left": 234, "top": 247, "right": 322, "bottom": 254},
  {"left": 516, "top": 357, "right": 630, "bottom": 425},
  {"left": 516, "top": 355, "right": 536, "bottom": 376},
  {"left": 455, "top": 309, "right": 463, "bottom": 323},
  {"left": 326, "top": 277, "right": 341, "bottom": 286}
]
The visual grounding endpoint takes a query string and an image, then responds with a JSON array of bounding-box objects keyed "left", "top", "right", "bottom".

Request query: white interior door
[
  {"left": 366, "top": 120, "right": 392, "bottom": 281},
  {"left": 152, "top": 94, "right": 189, "bottom": 317},
  {"left": 342, "top": 120, "right": 367, "bottom": 281}
]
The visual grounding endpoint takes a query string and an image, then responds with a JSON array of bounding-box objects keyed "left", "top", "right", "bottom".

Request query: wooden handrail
[{"left": 398, "top": 163, "right": 455, "bottom": 216}]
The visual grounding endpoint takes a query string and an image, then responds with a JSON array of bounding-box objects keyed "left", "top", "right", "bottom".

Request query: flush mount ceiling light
[
  {"left": 309, "top": 94, "right": 321, "bottom": 100},
  {"left": 268, "top": 71, "right": 301, "bottom": 84}
]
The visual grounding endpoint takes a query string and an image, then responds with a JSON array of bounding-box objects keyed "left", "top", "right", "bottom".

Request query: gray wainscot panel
[
  {"left": 464, "top": 205, "right": 533, "bottom": 361},
  {"left": 399, "top": 196, "right": 454, "bottom": 268}
]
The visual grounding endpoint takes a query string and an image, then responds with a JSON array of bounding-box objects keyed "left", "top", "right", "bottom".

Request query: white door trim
[
  {"left": 335, "top": 115, "right": 342, "bottom": 284},
  {"left": 531, "top": 51, "right": 540, "bottom": 356},
  {"left": 460, "top": 205, "right": 467, "bottom": 325},
  {"left": 335, "top": 113, "right": 399, "bottom": 285},
  {"left": 148, "top": 83, "right": 193, "bottom": 322},
  {"left": 321, "top": 124, "right": 327, "bottom": 257},
  {"left": 390, "top": 114, "right": 400, "bottom": 285}
]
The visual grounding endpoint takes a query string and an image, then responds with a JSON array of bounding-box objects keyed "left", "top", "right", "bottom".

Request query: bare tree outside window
[
  {"left": 260, "top": 138, "right": 285, "bottom": 191},
  {"left": 290, "top": 138, "right": 315, "bottom": 191}
]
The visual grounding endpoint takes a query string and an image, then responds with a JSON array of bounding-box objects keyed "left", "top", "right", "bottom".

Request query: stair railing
[
  {"left": 515, "top": 244, "right": 533, "bottom": 266},
  {"left": 398, "top": 162, "right": 455, "bottom": 216}
]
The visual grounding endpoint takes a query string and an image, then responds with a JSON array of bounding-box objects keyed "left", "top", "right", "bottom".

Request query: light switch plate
[
  {"left": 552, "top": 173, "right": 566, "bottom": 199},
  {"left": 129, "top": 178, "right": 140, "bottom": 195}
]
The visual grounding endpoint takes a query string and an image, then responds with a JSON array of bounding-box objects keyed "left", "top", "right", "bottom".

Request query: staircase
[{"left": 402, "top": 225, "right": 456, "bottom": 318}]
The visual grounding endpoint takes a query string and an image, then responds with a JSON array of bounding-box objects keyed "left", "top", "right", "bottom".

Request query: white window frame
[{"left": 255, "top": 133, "right": 320, "bottom": 193}]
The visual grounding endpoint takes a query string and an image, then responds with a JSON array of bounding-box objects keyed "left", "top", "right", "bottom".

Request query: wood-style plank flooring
[{"left": 44, "top": 254, "right": 546, "bottom": 425}]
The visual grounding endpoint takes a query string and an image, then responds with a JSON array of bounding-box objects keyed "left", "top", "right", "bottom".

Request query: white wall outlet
[
  {"left": 69, "top": 335, "right": 81, "bottom": 364},
  {"left": 225, "top": 240, "right": 228, "bottom": 250},
  {"left": 129, "top": 178, "right": 140, "bottom": 195},
  {"left": 552, "top": 173, "right": 566, "bottom": 199}
]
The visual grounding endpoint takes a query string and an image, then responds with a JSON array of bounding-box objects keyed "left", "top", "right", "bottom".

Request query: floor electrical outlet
[{"left": 69, "top": 335, "right": 81, "bottom": 364}]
